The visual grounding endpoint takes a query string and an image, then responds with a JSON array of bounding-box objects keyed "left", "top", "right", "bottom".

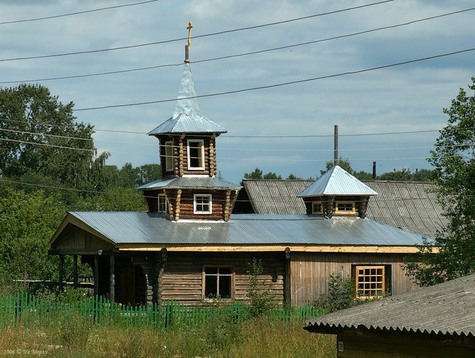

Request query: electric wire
[
  {"left": 0, "top": 0, "right": 160, "bottom": 26},
  {"left": 0, "top": 0, "right": 394, "bottom": 63},
  {"left": 2, "top": 7, "right": 473, "bottom": 85},
  {"left": 74, "top": 47, "right": 475, "bottom": 111}
]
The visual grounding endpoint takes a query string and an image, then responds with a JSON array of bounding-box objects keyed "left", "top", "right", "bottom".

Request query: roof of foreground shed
[{"left": 305, "top": 273, "right": 475, "bottom": 337}]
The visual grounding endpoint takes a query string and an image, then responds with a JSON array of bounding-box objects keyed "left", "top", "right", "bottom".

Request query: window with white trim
[
  {"left": 164, "top": 141, "right": 174, "bottom": 172},
  {"left": 312, "top": 201, "right": 323, "bottom": 214},
  {"left": 335, "top": 201, "right": 356, "bottom": 215},
  {"left": 194, "top": 194, "right": 212, "bottom": 214},
  {"left": 158, "top": 194, "right": 167, "bottom": 213},
  {"left": 203, "top": 266, "right": 233, "bottom": 300},
  {"left": 355, "top": 265, "right": 386, "bottom": 299},
  {"left": 187, "top": 139, "right": 205, "bottom": 170}
]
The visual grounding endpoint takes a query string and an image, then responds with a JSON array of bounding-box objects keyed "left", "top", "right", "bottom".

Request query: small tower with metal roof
[
  {"left": 139, "top": 22, "right": 241, "bottom": 222},
  {"left": 298, "top": 165, "right": 377, "bottom": 219}
]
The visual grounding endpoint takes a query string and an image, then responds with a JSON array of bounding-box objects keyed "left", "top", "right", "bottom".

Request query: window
[
  {"left": 187, "top": 139, "right": 205, "bottom": 170},
  {"left": 165, "top": 141, "right": 174, "bottom": 172},
  {"left": 335, "top": 201, "right": 356, "bottom": 215},
  {"left": 194, "top": 194, "right": 212, "bottom": 214},
  {"left": 203, "top": 267, "right": 233, "bottom": 299},
  {"left": 312, "top": 201, "right": 323, "bottom": 214},
  {"left": 355, "top": 265, "right": 386, "bottom": 299},
  {"left": 158, "top": 194, "right": 167, "bottom": 213}
]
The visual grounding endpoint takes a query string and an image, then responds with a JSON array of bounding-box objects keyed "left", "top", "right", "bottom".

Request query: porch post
[
  {"left": 109, "top": 255, "right": 115, "bottom": 302},
  {"left": 157, "top": 248, "right": 168, "bottom": 304},
  {"left": 94, "top": 255, "right": 99, "bottom": 297},
  {"left": 58, "top": 255, "right": 65, "bottom": 292},
  {"left": 73, "top": 255, "right": 78, "bottom": 289},
  {"left": 284, "top": 247, "right": 292, "bottom": 306}
]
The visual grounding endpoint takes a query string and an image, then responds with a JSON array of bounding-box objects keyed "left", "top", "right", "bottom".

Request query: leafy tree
[
  {"left": 244, "top": 168, "right": 281, "bottom": 179},
  {"left": 0, "top": 186, "right": 65, "bottom": 281},
  {"left": 0, "top": 84, "right": 108, "bottom": 191},
  {"left": 405, "top": 78, "right": 475, "bottom": 285}
]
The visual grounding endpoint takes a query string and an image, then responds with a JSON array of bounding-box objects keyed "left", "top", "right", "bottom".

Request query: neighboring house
[
  {"left": 236, "top": 179, "right": 446, "bottom": 238},
  {"left": 305, "top": 273, "right": 475, "bottom": 357},
  {"left": 50, "top": 43, "right": 427, "bottom": 307}
]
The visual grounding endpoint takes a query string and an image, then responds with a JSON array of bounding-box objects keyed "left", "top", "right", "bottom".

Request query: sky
[{"left": 1, "top": 0, "right": 474, "bottom": 184}]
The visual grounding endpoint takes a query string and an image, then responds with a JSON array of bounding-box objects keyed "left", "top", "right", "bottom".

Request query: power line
[
  {"left": 3, "top": 7, "right": 474, "bottom": 85},
  {"left": 74, "top": 47, "right": 475, "bottom": 111},
  {"left": 0, "top": 0, "right": 160, "bottom": 26},
  {"left": 0, "top": 0, "right": 394, "bottom": 63},
  {"left": 0, "top": 137, "right": 95, "bottom": 152}
]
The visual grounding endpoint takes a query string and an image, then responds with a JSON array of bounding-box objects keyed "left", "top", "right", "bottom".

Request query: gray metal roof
[
  {"left": 298, "top": 166, "right": 378, "bottom": 197},
  {"left": 148, "top": 64, "right": 227, "bottom": 135},
  {"left": 305, "top": 273, "right": 475, "bottom": 337},
  {"left": 241, "top": 179, "right": 446, "bottom": 237},
  {"left": 137, "top": 176, "right": 241, "bottom": 191},
  {"left": 55, "top": 212, "right": 425, "bottom": 247}
]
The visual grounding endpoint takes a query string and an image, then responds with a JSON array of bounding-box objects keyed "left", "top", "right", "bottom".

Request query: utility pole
[{"left": 334, "top": 124, "right": 339, "bottom": 166}]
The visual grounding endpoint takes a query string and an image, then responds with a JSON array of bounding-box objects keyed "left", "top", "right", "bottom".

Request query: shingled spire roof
[
  {"left": 298, "top": 165, "right": 378, "bottom": 197},
  {"left": 148, "top": 63, "right": 227, "bottom": 135}
]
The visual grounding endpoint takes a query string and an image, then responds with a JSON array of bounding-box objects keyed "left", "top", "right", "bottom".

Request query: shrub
[
  {"left": 315, "top": 273, "right": 358, "bottom": 312},
  {"left": 247, "top": 258, "right": 275, "bottom": 317}
]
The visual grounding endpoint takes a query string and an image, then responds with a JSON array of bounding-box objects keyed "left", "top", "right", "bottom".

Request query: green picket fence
[{"left": 0, "top": 292, "right": 326, "bottom": 329}]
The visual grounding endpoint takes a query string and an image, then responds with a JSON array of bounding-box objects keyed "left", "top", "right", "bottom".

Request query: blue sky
[{"left": 1, "top": 0, "right": 474, "bottom": 183}]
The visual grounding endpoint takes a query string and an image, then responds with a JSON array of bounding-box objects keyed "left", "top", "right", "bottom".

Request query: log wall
[{"left": 159, "top": 252, "right": 286, "bottom": 306}]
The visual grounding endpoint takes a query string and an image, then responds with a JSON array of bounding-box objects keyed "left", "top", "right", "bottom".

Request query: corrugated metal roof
[
  {"left": 137, "top": 176, "right": 241, "bottom": 190},
  {"left": 148, "top": 64, "right": 227, "bottom": 135},
  {"left": 305, "top": 273, "right": 475, "bottom": 337},
  {"left": 241, "top": 179, "right": 446, "bottom": 237},
  {"left": 298, "top": 166, "right": 378, "bottom": 197},
  {"left": 57, "top": 212, "right": 424, "bottom": 246}
]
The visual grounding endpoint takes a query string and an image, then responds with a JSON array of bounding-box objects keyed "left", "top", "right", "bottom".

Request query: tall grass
[{"left": 0, "top": 316, "right": 336, "bottom": 357}]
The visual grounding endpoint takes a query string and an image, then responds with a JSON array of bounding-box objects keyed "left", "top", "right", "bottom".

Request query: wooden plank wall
[
  {"left": 160, "top": 252, "right": 286, "bottom": 306},
  {"left": 290, "top": 252, "right": 419, "bottom": 306}
]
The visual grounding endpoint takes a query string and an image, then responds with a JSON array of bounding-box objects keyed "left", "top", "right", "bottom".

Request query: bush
[
  {"left": 315, "top": 273, "right": 358, "bottom": 312},
  {"left": 247, "top": 258, "right": 275, "bottom": 317}
]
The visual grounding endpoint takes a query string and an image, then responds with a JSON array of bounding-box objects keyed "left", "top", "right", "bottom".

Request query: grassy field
[{"left": 0, "top": 316, "right": 336, "bottom": 357}]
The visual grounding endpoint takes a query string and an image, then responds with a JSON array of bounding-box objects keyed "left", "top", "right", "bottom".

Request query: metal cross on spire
[{"left": 185, "top": 21, "right": 193, "bottom": 63}]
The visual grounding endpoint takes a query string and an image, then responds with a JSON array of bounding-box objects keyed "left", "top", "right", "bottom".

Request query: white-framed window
[
  {"left": 194, "top": 194, "right": 212, "bottom": 214},
  {"left": 203, "top": 266, "right": 233, "bottom": 300},
  {"left": 312, "top": 201, "right": 323, "bottom": 214},
  {"left": 187, "top": 139, "right": 205, "bottom": 170},
  {"left": 335, "top": 201, "right": 356, "bottom": 215},
  {"left": 355, "top": 265, "right": 386, "bottom": 299},
  {"left": 165, "top": 141, "right": 174, "bottom": 172},
  {"left": 158, "top": 194, "right": 167, "bottom": 213}
]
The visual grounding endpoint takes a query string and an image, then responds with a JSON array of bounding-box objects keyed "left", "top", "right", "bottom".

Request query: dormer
[{"left": 298, "top": 165, "right": 377, "bottom": 218}]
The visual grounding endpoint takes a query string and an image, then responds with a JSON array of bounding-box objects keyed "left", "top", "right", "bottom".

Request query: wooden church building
[{"left": 50, "top": 27, "right": 426, "bottom": 307}]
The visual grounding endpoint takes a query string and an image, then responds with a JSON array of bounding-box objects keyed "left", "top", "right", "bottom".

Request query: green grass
[{"left": 0, "top": 316, "right": 336, "bottom": 357}]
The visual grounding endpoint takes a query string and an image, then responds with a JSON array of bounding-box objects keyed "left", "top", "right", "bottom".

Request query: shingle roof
[
  {"left": 298, "top": 166, "right": 377, "bottom": 197},
  {"left": 52, "top": 212, "right": 425, "bottom": 247},
  {"left": 241, "top": 179, "right": 447, "bottom": 237},
  {"left": 148, "top": 63, "right": 227, "bottom": 135},
  {"left": 305, "top": 273, "right": 475, "bottom": 337}
]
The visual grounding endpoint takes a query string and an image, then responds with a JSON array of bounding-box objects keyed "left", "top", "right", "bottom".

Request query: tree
[
  {"left": 0, "top": 185, "right": 65, "bottom": 281},
  {"left": 405, "top": 78, "right": 475, "bottom": 286},
  {"left": 244, "top": 168, "right": 282, "bottom": 179},
  {"left": 0, "top": 84, "right": 107, "bottom": 190}
]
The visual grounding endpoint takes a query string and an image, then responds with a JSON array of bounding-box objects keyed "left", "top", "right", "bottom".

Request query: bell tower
[{"left": 138, "top": 22, "right": 241, "bottom": 222}]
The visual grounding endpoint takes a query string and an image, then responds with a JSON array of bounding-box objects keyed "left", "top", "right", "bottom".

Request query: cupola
[{"left": 298, "top": 165, "right": 377, "bottom": 218}]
